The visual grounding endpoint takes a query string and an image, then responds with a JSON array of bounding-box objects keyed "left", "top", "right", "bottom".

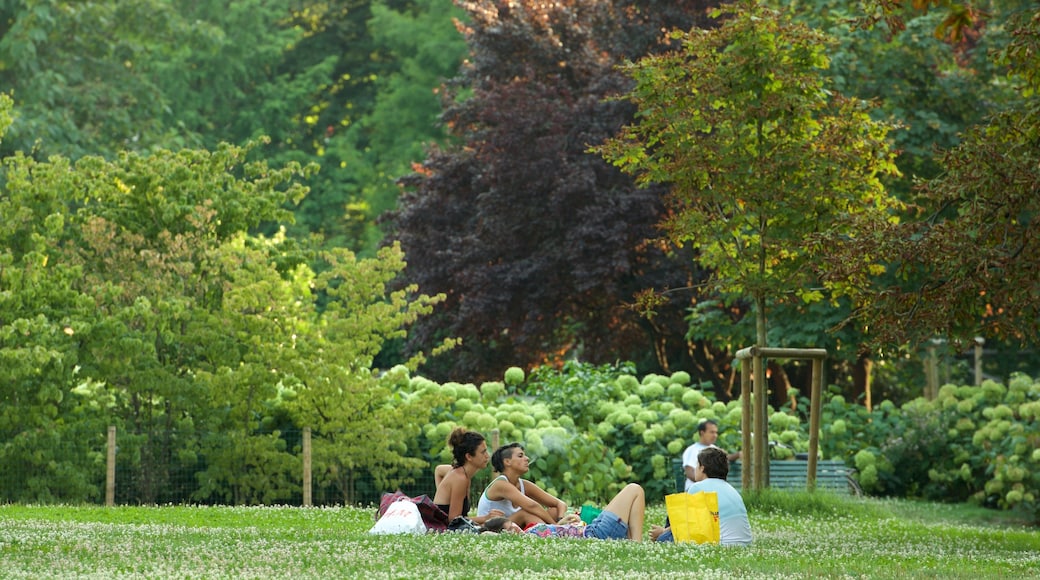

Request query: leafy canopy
[{"left": 596, "top": 0, "right": 904, "bottom": 345}]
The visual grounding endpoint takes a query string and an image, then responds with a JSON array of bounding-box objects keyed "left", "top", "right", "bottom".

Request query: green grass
[{"left": 0, "top": 496, "right": 1036, "bottom": 579}]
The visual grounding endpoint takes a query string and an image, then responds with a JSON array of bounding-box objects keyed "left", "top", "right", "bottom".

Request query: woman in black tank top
[{"left": 431, "top": 427, "right": 503, "bottom": 524}]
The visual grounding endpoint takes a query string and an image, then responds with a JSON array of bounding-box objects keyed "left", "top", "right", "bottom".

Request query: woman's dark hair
[
  {"left": 698, "top": 447, "right": 729, "bottom": 479},
  {"left": 478, "top": 516, "right": 510, "bottom": 533},
  {"left": 447, "top": 427, "right": 485, "bottom": 468},
  {"left": 490, "top": 442, "right": 523, "bottom": 473}
]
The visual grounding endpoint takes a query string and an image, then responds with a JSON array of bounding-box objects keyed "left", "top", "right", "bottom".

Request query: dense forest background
[
  {"left": 5, "top": 0, "right": 1035, "bottom": 403},
  {"left": 3, "top": 0, "right": 1040, "bottom": 505}
]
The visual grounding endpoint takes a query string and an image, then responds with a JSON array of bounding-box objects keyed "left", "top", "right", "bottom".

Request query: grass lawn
[{"left": 0, "top": 492, "right": 1036, "bottom": 579}]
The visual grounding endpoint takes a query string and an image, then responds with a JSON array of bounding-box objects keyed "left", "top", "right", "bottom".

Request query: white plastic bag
[{"left": 369, "top": 499, "right": 427, "bottom": 535}]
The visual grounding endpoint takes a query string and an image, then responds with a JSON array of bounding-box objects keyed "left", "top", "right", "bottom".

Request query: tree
[
  {"left": 0, "top": 0, "right": 182, "bottom": 158},
  {"left": 2, "top": 94, "right": 453, "bottom": 502},
  {"left": 280, "top": 243, "right": 454, "bottom": 503},
  {"left": 0, "top": 0, "right": 464, "bottom": 258},
  {"left": 815, "top": 7, "right": 1040, "bottom": 354},
  {"left": 389, "top": 0, "right": 728, "bottom": 382},
  {"left": 596, "top": 1, "right": 903, "bottom": 361},
  {"left": 0, "top": 95, "right": 110, "bottom": 502}
]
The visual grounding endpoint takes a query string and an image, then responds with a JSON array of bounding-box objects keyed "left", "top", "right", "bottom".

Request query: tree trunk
[
  {"left": 852, "top": 352, "right": 874, "bottom": 410},
  {"left": 768, "top": 360, "right": 794, "bottom": 411}
]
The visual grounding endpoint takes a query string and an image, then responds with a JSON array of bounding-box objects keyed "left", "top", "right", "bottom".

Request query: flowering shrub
[{"left": 387, "top": 362, "right": 1039, "bottom": 520}]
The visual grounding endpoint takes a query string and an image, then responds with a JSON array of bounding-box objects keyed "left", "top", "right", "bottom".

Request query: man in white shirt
[
  {"left": 681, "top": 419, "right": 741, "bottom": 493},
  {"left": 653, "top": 447, "right": 753, "bottom": 546}
]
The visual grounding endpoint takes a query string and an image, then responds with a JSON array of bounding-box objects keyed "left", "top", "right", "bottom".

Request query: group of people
[{"left": 428, "top": 419, "right": 752, "bottom": 545}]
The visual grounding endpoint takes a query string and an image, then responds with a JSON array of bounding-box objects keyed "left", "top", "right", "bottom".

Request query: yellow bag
[{"left": 665, "top": 491, "right": 720, "bottom": 544}]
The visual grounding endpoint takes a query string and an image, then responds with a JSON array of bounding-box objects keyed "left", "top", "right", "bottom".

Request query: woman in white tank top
[{"left": 474, "top": 443, "right": 569, "bottom": 528}]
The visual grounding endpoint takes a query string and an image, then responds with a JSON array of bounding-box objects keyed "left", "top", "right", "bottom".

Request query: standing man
[{"left": 681, "top": 419, "right": 741, "bottom": 493}]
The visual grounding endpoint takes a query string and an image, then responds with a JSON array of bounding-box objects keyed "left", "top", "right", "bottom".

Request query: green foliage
[
  {"left": 0, "top": 133, "right": 452, "bottom": 504},
  {"left": 597, "top": 0, "right": 904, "bottom": 353},
  {"left": 815, "top": 6, "right": 1040, "bottom": 351},
  {"left": 525, "top": 361, "right": 638, "bottom": 431},
  {"left": 0, "top": 0, "right": 180, "bottom": 158},
  {"left": 275, "top": 0, "right": 467, "bottom": 254}
]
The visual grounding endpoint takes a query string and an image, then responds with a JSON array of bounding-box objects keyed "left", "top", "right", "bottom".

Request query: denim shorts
[{"left": 583, "top": 509, "right": 628, "bottom": 540}]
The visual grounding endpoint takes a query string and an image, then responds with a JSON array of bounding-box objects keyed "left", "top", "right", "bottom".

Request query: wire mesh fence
[{"left": 0, "top": 426, "right": 491, "bottom": 508}]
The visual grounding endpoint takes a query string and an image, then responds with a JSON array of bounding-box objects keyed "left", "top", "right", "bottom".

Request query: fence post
[
  {"left": 807, "top": 358, "right": 824, "bottom": 491},
  {"left": 302, "top": 427, "right": 312, "bottom": 507},
  {"left": 924, "top": 344, "right": 938, "bottom": 399},
  {"left": 974, "top": 337, "right": 984, "bottom": 386},
  {"left": 106, "top": 426, "right": 116, "bottom": 507},
  {"left": 740, "top": 362, "right": 752, "bottom": 492},
  {"left": 752, "top": 352, "right": 768, "bottom": 490},
  {"left": 736, "top": 347, "right": 828, "bottom": 492}
]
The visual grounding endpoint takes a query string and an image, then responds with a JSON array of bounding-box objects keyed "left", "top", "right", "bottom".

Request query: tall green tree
[
  {"left": 0, "top": 0, "right": 181, "bottom": 158},
  {"left": 54, "top": 142, "right": 312, "bottom": 503},
  {"left": 1, "top": 0, "right": 464, "bottom": 256},
  {"left": 0, "top": 95, "right": 109, "bottom": 502},
  {"left": 284, "top": 0, "right": 469, "bottom": 253},
  {"left": 597, "top": 1, "right": 904, "bottom": 358}
]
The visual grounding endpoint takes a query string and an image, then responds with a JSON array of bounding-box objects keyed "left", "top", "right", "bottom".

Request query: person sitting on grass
[
  {"left": 431, "top": 428, "right": 504, "bottom": 524},
  {"left": 651, "top": 447, "right": 752, "bottom": 546},
  {"left": 475, "top": 443, "right": 569, "bottom": 528},
  {"left": 480, "top": 483, "right": 646, "bottom": 541}
]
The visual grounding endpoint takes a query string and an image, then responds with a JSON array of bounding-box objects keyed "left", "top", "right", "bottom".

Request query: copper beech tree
[{"left": 390, "top": 0, "right": 729, "bottom": 382}]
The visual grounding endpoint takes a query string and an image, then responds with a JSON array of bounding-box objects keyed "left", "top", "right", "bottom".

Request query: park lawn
[{"left": 0, "top": 494, "right": 1036, "bottom": 579}]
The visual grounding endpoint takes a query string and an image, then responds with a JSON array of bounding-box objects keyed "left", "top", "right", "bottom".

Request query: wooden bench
[{"left": 673, "top": 458, "right": 858, "bottom": 495}]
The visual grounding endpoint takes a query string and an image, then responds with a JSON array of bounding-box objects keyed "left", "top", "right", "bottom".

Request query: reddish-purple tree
[{"left": 389, "top": 0, "right": 726, "bottom": 382}]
